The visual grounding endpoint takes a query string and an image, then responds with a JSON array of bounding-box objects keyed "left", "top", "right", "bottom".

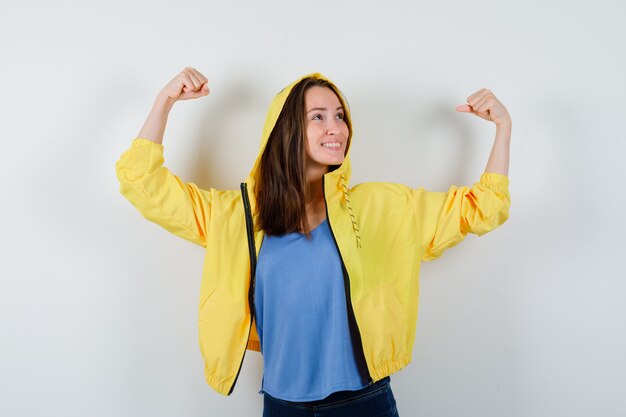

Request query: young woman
[{"left": 116, "top": 67, "right": 512, "bottom": 417}]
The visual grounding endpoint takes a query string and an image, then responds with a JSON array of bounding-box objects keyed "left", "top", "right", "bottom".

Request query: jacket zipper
[
  {"left": 228, "top": 182, "right": 258, "bottom": 395},
  {"left": 322, "top": 179, "right": 374, "bottom": 386}
]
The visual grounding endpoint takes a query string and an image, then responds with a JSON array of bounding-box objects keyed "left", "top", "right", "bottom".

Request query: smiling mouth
[{"left": 321, "top": 142, "right": 342, "bottom": 150}]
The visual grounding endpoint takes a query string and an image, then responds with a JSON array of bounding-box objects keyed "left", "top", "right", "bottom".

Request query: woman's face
[{"left": 304, "top": 86, "right": 349, "bottom": 177}]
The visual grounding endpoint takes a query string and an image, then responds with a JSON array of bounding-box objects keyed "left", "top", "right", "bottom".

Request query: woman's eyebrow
[{"left": 306, "top": 106, "right": 344, "bottom": 113}]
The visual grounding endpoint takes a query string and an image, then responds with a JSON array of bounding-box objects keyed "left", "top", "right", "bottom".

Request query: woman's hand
[
  {"left": 159, "top": 67, "right": 210, "bottom": 102},
  {"left": 456, "top": 88, "right": 511, "bottom": 127}
]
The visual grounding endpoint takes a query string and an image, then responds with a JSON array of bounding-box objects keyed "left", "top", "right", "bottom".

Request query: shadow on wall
[
  {"left": 187, "top": 76, "right": 267, "bottom": 192},
  {"left": 348, "top": 91, "right": 480, "bottom": 190},
  {"left": 411, "top": 100, "right": 479, "bottom": 189}
]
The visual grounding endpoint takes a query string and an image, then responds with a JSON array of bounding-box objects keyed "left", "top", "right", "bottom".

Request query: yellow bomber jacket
[{"left": 115, "top": 73, "right": 511, "bottom": 396}]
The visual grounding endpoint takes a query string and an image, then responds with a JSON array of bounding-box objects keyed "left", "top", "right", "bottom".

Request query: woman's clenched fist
[{"left": 159, "top": 67, "right": 209, "bottom": 102}]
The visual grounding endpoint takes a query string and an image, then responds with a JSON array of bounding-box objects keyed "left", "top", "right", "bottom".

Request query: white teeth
[{"left": 322, "top": 142, "right": 341, "bottom": 149}]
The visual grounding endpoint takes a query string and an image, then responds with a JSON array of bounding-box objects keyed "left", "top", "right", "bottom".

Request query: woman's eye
[
  {"left": 312, "top": 114, "right": 322, "bottom": 120},
  {"left": 336, "top": 113, "right": 344, "bottom": 120}
]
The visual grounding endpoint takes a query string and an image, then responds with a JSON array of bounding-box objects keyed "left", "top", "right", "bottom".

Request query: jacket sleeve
[
  {"left": 413, "top": 172, "right": 510, "bottom": 261},
  {"left": 115, "top": 138, "right": 210, "bottom": 247}
]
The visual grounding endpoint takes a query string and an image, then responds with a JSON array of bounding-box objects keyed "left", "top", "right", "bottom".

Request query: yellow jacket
[{"left": 115, "top": 73, "right": 511, "bottom": 396}]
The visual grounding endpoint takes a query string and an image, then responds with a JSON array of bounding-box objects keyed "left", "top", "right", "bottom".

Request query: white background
[{"left": 1, "top": 0, "right": 625, "bottom": 416}]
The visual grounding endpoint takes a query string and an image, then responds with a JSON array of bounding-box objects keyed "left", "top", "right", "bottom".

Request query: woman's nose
[{"left": 326, "top": 120, "right": 339, "bottom": 135}]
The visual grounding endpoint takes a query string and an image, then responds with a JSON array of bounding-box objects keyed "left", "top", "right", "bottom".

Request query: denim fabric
[{"left": 262, "top": 376, "right": 400, "bottom": 417}]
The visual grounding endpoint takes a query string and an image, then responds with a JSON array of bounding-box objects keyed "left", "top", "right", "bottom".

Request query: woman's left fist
[{"left": 456, "top": 88, "right": 511, "bottom": 126}]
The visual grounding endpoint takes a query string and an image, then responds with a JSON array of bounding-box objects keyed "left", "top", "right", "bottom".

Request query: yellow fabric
[{"left": 115, "top": 73, "right": 511, "bottom": 396}]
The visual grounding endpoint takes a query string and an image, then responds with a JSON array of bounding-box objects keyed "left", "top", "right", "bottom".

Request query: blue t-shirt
[{"left": 254, "top": 218, "right": 368, "bottom": 401}]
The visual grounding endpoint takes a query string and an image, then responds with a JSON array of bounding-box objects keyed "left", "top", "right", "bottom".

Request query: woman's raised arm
[
  {"left": 456, "top": 88, "right": 512, "bottom": 176},
  {"left": 415, "top": 89, "right": 512, "bottom": 261},
  {"left": 138, "top": 67, "right": 210, "bottom": 144},
  {"left": 115, "top": 67, "right": 212, "bottom": 247}
]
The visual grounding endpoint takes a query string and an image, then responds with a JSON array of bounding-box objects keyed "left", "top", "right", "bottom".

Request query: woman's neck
[
  {"left": 305, "top": 163, "right": 328, "bottom": 202},
  {"left": 305, "top": 172, "right": 327, "bottom": 230},
  {"left": 306, "top": 177, "right": 324, "bottom": 202}
]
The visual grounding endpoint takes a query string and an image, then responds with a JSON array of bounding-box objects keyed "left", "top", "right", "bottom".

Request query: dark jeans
[{"left": 262, "top": 376, "right": 400, "bottom": 417}]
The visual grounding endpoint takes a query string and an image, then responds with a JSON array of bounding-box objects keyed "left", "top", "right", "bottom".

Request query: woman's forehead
[{"left": 305, "top": 86, "right": 343, "bottom": 109}]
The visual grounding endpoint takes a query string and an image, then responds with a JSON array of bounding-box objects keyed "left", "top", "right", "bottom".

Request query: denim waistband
[{"left": 288, "top": 376, "right": 391, "bottom": 407}]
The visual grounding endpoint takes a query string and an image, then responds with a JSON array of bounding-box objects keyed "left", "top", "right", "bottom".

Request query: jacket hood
[{"left": 246, "top": 72, "right": 353, "bottom": 185}]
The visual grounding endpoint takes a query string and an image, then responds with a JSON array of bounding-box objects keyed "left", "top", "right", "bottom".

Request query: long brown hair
[{"left": 256, "top": 77, "right": 352, "bottom": 237}]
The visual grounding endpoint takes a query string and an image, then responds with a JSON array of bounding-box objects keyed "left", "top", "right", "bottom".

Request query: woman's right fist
[{"left": 159, "top": 67, "right": 209, "bottom": 102}]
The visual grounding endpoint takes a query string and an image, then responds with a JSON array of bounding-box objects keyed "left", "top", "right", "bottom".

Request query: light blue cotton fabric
[{"left": 254, "top": 219, "right": 368, "bottom": 401}]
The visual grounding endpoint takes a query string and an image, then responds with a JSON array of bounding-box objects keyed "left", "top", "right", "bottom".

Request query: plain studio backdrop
[{"left": 1, "top": 0, "right": 624, "bottom": 416}]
